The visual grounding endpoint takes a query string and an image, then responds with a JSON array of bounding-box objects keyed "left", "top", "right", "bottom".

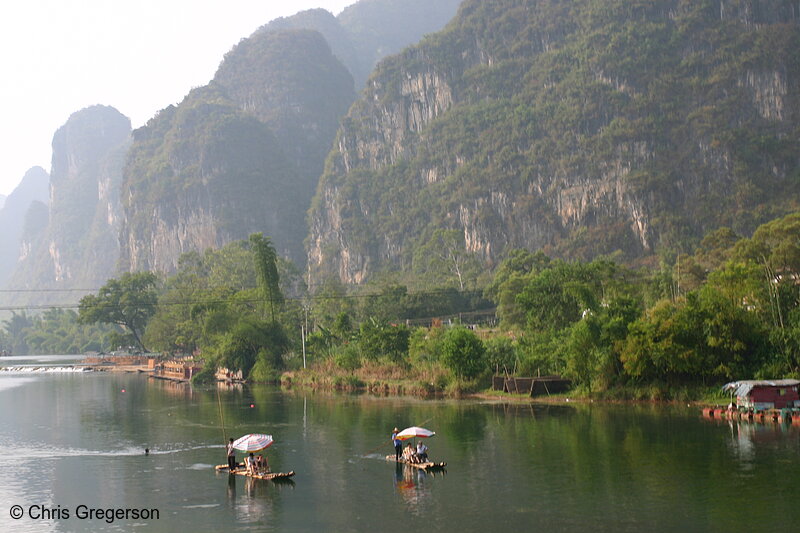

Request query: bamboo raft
[
  {"left": 215, "top": 464, "right": 295, "bottom": 480},
  {"left": 385, "top": 455, "right": 447, "bottom": 470}
]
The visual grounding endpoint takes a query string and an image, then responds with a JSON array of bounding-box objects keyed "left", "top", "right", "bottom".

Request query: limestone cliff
[
  {"left": 119, "top": 85, "right": 306, "bottom": 272},
  {"left": 119, "top": 0, "right": 461, "bottom": 274},
  {"left": 119, "top": 27, "right": 353, "bottom": 272},
  {"left": 7, "top": 106, "right": 130, "bottom": 297},
  {"left": 308, "top": 0, "right": 800, "bottom": 284},
  {"left": 0, "top": 167, "right": 49, "bottom": 287}
]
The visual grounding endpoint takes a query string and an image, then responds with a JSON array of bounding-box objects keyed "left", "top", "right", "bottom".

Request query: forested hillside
[
  {"left": 119, "top": 0, "right": 461, "bottom": 273},
  {"left": 308, "top": 0, "right": 800, "bottom": 285}
]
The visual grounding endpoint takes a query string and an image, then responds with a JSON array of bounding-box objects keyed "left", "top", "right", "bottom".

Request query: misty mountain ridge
[
  {"left": 117, "top": 0, "right": 461, "bottom": 274},
  {"left": 3, "top": 0, "right": 800, "bottom": 302},
  {"left": 0, "top": 166, "right": 49, "bottom": 287}
]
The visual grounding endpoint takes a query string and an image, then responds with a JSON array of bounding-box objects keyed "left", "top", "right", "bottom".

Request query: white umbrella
[
  {"left": 396, "top": 426, "right": 435, "bottom": 440},
  {"left": 232, "top": 433, "right": 273, "bottom": 452}
]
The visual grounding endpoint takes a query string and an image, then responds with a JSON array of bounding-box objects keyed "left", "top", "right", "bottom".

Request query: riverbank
[{"left": 85, "top": 355, "right": 728, "bottom": 405}]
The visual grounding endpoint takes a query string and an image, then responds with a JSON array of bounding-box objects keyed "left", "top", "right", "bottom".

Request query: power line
[{"left": 0, "top": 287, "right": 488, "bottom": 312}]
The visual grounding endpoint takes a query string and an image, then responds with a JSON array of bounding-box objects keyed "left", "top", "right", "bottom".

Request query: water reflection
[
  {"left": 3, "top": 375, "right": 800, "bottom": 532},
  {"left": 393, "top": 464, "right": 433, "bottom": 515},
  {"left": 235, "top": 476, "right": 275, "bottom": 523},
  {"left": 722, "top": 418, "right": 800, "bottom": 469},
  {"left": 227, "top": 471, "right": 236, "bottom": 502}
]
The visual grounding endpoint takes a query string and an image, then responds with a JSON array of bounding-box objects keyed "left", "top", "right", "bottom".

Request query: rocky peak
[
  {"left": 307, "top": 0, "right": 800, "bottom": 285},
  {"left": 6, "top": 106, "right": 130, "bottom": 297}
]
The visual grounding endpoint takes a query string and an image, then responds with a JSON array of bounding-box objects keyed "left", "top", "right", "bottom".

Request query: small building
[{"left": 722, "top": 379, "right": 800, "bottom": 411}]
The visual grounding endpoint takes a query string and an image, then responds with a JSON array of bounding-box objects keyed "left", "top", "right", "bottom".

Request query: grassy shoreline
[
  {"left": 277, "top": 363, "right": 729, "bottom": 406},
  {"left": 98, "top": 359, "right": 728, "bottom": 407}
]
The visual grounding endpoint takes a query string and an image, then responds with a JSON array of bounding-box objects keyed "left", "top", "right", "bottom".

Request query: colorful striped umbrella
[
  {"left": 396, "top": 426, "right": 435, "bottom": 440},
  {"left": 232, "top": 433, "right": 274, "bottom": 452}
]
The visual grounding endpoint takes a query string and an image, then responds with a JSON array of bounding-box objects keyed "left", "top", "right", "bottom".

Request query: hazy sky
[{"left": 0, "top": 0, "right": 355, "bottom": 196}]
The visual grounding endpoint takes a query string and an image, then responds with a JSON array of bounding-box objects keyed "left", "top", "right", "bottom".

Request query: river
[{"left": 0, "top": 356, "right": 798, "bottom": 532}]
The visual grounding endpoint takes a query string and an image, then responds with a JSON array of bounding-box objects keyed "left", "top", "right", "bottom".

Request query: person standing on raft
[
  {"left": 226, "top": 437, "right": 237, "bottom": 471},
  {"left": 392, "top": 428, "right": 402, "bottom": 461}
]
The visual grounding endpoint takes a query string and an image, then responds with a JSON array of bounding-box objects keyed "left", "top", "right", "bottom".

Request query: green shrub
[
  {"left": 441, "top": 327, "right": 487, "bottom": 379},
  {"left": 190, "top": 363, "right": 217, "bottom": 385},
  {"left": 334, "top": 344, "right": 362, "bottom": 370}
]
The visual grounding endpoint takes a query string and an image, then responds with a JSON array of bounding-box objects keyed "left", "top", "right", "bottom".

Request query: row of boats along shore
[{"left": 213, "top": 426, "right": 446, "bottom": 482}]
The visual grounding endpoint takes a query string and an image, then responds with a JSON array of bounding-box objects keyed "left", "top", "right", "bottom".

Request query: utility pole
[
  {"left": 301, "top": 302, "right": 310, "bottom": 369},
  {"left": 301, "top": 324, "right": 307, "bottom": 369}
]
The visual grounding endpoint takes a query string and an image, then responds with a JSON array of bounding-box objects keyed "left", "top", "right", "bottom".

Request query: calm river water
[{"left": 1, "top": 356, "right": 799, "bottom": 532}]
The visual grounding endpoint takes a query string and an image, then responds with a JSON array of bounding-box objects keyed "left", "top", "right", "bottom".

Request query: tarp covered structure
[{"left": 722, "top": 379, "right": 800, "bottom": 398}]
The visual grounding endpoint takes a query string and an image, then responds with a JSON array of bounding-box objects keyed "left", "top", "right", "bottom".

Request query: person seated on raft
[
  {"left": 257, "top": 454, "right": 270, "bottom": 474},
  {"left": 416, "top": 441, "right": 428, "bottom": 463},
  {"left": 246, "top": 452, "right": 258, "bottom": 474},
  {"left": 402, "top": 443, "right": 418, "bottom": 463}
]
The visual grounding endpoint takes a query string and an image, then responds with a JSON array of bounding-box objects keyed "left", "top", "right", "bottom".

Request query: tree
[
  {"left": 249, "top": 233, "right": 283, "bottom": 323},
  {"left": 311, "top": 277, "right": 357, "bottom": 328},
  {"left": 562, "top": 317, "right": 603, "bottom": 392},
  {"left": 516, "top": 260, "right": 601, "bottom": 333},
  {"left": 1, "top": 312, "right": 33, "bottom": 355},
  {"left": 441, "top": 326, "right": 486, "bottom": 379},
  {"left": 485, "top": 249, "right": 551, "bottom": 328},
  {"left": 484, "top": 336, "right": 517, "bottom": 374},
  {"left": 78, "top": 272, "right": 158, "bottom": 351},
  {"left": 414, "top": 229, "right": 482, "bottom": 290},
  {"left": 357, "top": 318, "right": 410, "bottom": 363},
  {"left": 212, "top": 317, "right": 288, "bottom": 379}
]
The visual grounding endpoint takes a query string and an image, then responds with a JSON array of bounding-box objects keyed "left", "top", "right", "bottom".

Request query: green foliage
[
  {"left": 334, "top": 344, "right": 362, "bottom": 371},
  {"left": 621, "top": 289, "right": 768, "bottom": 384},
  {"left": 250, "top": 348, "right": 282, "bottom": 382},
  {"left": 514, "top": 258, "right": 639, "bottom": 335},
  {"left": 408, "top": 326, "right": 447, "bottom": 365},
  {"left": 0, "top": 309, "right": 118, "bottom": 355},
  {"left": 1, "top": 312, "right": 33, "bottom": 355},
  {"left": 561, "top": 317, "right": 604, "bottom": 392},
  {"left": 516, "top": 330, "right": 568, "bottom": 377},
  {"left": 483, "top": 336, "right": 517, "bottom": 374},
  {"left": 249, "top": 233, "right": 284, "bottom": 322},
  {"left": 441, "top": 326, "right": 487, "bottom": 379},
  {"left": 484, "top": 249, "right": 552, "bottom": 328},
  {"left": 78, "top": 272, "right": 158, "bottom": 351},
  {"left": 310, "top": 277, "right": 356, "bottom": 326},
  {"left": 357, "top": 318, "right": 410, "bottom": 363},
  {"left": 209, "top": 317, "right": 288, "bottom": 379},
  {"left": 482, "top": 211, "right": 800, "bottom": 389},
  {"left": 190, "top": 364, "right": 217, "bottom": 385}
]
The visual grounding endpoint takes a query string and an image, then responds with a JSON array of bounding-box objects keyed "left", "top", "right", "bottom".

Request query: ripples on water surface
[{"left": 0, "top": 356, "right": 798, "bottom": 532}]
